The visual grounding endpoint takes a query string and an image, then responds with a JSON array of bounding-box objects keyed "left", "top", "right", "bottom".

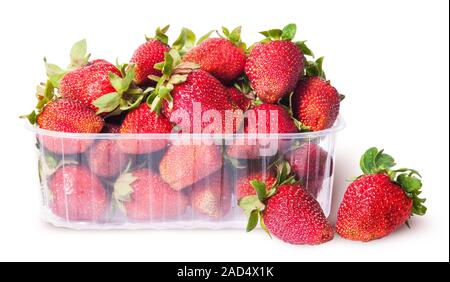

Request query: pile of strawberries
[{"left": 25, "top": 24, "right": 426, "bottom": 245}]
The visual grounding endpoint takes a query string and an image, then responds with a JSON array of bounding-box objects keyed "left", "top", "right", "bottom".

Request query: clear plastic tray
[{"left": 29, "top": 118, "right": 344, "bottom": 230}]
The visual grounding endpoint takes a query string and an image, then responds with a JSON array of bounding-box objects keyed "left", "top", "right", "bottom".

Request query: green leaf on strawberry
[
  {"left": 281, "top": 23, "right": 297, "bottom": 41},
  {"left": 197, "top": 30, "right": 215, "bottom": 45},
  {"left": 93, "top": 92, "right": 121, "bottom": 114},
  {"left": 68, "top": 39, "right": 90, "bottom": 69},
  {"left": 305, "top": 57, "right": 326, "bottom": 79},
  {"left": 295, "top": 41, "right": 314, "bottom": 57},
  {"left": 147, "top": 25, "right": 170, "bottom": 44},
  {"left": 239, "top": 161, "right": 299, "bottom": 236},
  {"left": 358, "top": 147, "right": 427, "bottom": 217},
  {"left": 172, "top": 27, "right": 196, "bottom": 54}
]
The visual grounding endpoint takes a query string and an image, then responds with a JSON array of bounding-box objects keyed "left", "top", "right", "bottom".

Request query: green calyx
[
  {"left": 146, "top": 25, "right": 170, "bottom": 45},
  {"left": 146, "top": 49, "right": 199, "bottom": 114},
  {"left": 305, "top": 56, "right": 326, "bottom": 80},
  {"left": 22, "top": 39, "right": 92, "bottom": 124},
  {"left": 239, "top": 162, "right": 298, "bottom": 235},
  {"left": 112, "top": 162, "right": 136, "bottom": 214},
  {"left": 68, "top": 39, "right": 91, "bottom": 69},
  {"left": 194, "top": 26, "right": 246, "bottom": 51},
  {"left": 92, "top": 62, "right": 153, "bottom": 115},
  {"left": 359, "top": 147, "right": 427, "bottom": 216},
  {"left": 260, "top": 23, "right": 297, "bottom": 41},
  {"left": 172, "top": 27, "right": 196, "bottom": 55},
  {"left": 20, "top": 80, "right": 56, "bottom": 124},
  {"left": 220, "top": 26, "right": 246, "bottom": 50},
  {"left": 46, "top": 39, "right": 91, "bottom": 87},
  {"left": 233, "top": 76, "right": 256, "bottom": 105}
]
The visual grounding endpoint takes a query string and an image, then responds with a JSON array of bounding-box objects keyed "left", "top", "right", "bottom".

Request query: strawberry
[
  {"left": 86, "top": 140, "right": 129, "bottom": 178},
  {"left": 236, "top": 171, "right": 277, "bottom": 201},
  {"left": 159, "top": 144, "right": 223, "bottom": 190},
  {"left": 117, "top": 103, "right": 173, "bottom": 154},
  {"left": 113, "top": 168, "right": 189, "bottom": 221},
  {"left": 291, "top": 57, "right": 342, "bottom": 131},
  {"left": 49, "top": 165, "right": 107, "bottom": 221},
  {"left": 35, "top": 39, "right": 149, "bottom": 115},
  {"left": 245, "top": 24, "right": 305, "bottom": 104},
  {"left": 226, "top": 86, "right": 252, "bottom": 111},
  {"left": 226, "top": 104, "right": 298, "bottom": 159},
  {"left": 286, "top": 143, "right": 330, "bottom": 197},
  {"left": 148, "top": 50, "right": 242, "bottom": 134},
  {"left": 183, "top": 27, "right": 246, "bottom": 84},
  {"left": 36, "top": 99, "right": 104, "bottom": 154},
  {"left": 130, "top": 25, "right": 171, "bottom": 85},
  {"left": 164, "top": 69, "right": 239, "bottom": 133},
  {"left": 336, "top": 148, "right": 426, "bottom": 242},
  {"left": 59, "top": 59, "right": 121, "bottom": 111},
  {"left": 191, "top": 171, "right": 232, "bottom": 218},
  {"left": 292, "top": 76, "right": 341, "bottom": 131},
  {"left": 240, "top": 162, "right": 334, "bottom": 245}
]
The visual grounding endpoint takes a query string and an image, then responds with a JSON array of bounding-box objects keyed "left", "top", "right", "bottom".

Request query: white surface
[{"left": 0, "top": 0, "right": 448, "bottom": 262}]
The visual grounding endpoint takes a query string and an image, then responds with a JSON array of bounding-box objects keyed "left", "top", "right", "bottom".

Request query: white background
[{"left": 0, "top": 0, "right": 448, "bottom": 262}]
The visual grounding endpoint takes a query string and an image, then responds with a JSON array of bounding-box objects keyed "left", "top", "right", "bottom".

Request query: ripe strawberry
[
  {"left": 226, "top": 86, "right": 252, "bottom": 111},
  {"left": 148, "top": 50, "right": 242, "bottom": 134},
  {"left": 113, "top": 168, "right": 188, "bottom": 221},
  {"left": 36, "top": 99, "right": 104, "bottom": 154},
  {"left": 263, "top": 184, "right": 334, "bottom": 244},
  {"left": 59, "top": 59, "right": 122, "bottom": 111},
  {"left": 191, "top": 171, "right": 232, "bottom": 218},
  {"left": 49, "top": 165, "right": 107, "bottom": 221},
  {"left": 236, "top": 171, "right": 277, "bottom": 200},
  {"left": 336, "top": 148, "right": 426, "bottom": 242},
  {"left": 86, "top": 140, "right": 129, "bottom": 178},
  {"left": 130, "top": 26, "right": 171, "bottom": 85},
  {"left": 245, "top": 24, "right": 304, "bottom": 103},
  {"left": 159, "top": 144, "right": 223, "bottom": 190},
  {"left": 286, "top": 143, "right": 330, "bottom": 197},
  {"left": 292, "top": 76, "right": 341, "bottom": 131},
  {"left": 239, "top": 162, "right": 333, "bottom": 245},
  {"left": 164, "top": 69, "right": 240, "bottom": 133},
  {"left": 183, "top": 27, "right": 246, "bottom": 84},
  {"left": 117, "top": 103, "right": 173, "bottom": 154},
  {"left": 226, "top": 104, "right": 298, "bottom": 159}
]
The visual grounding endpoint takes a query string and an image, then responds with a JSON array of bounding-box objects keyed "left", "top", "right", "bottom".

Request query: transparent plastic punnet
[{"left": 29, "top": 118, "right": 344, "bottom": 230}]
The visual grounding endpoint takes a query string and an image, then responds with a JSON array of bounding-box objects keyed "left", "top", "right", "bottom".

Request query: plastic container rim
[{"left": 27, "top": 116, "right": 345, "bottom": 140}]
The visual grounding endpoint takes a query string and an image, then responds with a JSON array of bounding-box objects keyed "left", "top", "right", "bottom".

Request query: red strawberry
[
  {"left": 130, "top": 26, "right": 171, "bottom": 85},
  {"left": 49, "top": 165, "right": 107, "bottom": 221},
  {"left": 183, "top": 27, "right": 246, "bottom": 84},
  {"left": 236, "top": 171, "right": 277, "bottom": 200},
  {"left": 286, "top": 143, "right": 330, "bottom": 197},
  {"left": 226, "top": 104, "right": 298, "bottom": 159},
  {"left": 245, "top": 24, "right": 304, "bottom": 103},
  {"left": 86, "top": 140, "right": 129, "bottom": 178},
  {"left": 117, "top": 103, "right": 173, "bottom": 154},
  {"left": 226, "top": 86, "right": 252, "bottom": 111},
  {"left": 336, "top": 148, "right": 426, "bottom": 242},
  {"left": 113, "top": 168, "right": 188, "bottom": 221},
  {"left": 166, "top": 69, "right": 241, "bottom": 133},
  {"left": 59, "top": 59, "right": 122, "bottom": 111},
  {"left": 263, "top": 184, "right": 334, "bottom": 244},
  {"left": 239, "top": 163, "right": 333, "bottom": 245},
  {"left": 149, "top": 49, "right": 242, "bottom": 134},
  {"left": 36, "top": 99, "right": 104, "bottom": 154},
  {"left": 292, "top": 76, "right": 341, "bottom": 131},
  {"left": 191, "top": 171, "right": 232, "bottom": 218},
  {"left": 159, "top": 144, "right": 223, "bottom": 190}
]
